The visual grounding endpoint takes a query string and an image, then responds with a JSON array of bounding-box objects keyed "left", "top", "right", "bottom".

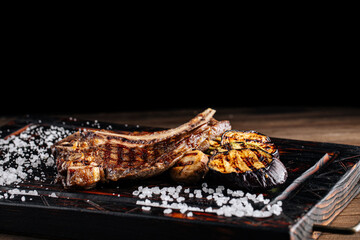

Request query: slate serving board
[{"left": 0, "top": 117, "right": 360, "bottom": 240}]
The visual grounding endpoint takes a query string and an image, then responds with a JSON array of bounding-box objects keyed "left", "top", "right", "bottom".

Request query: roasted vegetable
[
  {"left": 209, "top": 149, "right": 272, "bottom": 174},
  {"left": 169, "top": 150, "right": 209, "bottom": 184},
  {"left": 221, "top": 130, "right": 279, "bottom": 158},
  {"left": 207, "top": 130, "right": 287, "bottom": 190}
]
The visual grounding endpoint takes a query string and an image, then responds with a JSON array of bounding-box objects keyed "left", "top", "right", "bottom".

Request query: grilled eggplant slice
[
  {"left": 221, "top": 130, "right": 279, "bottom": 158},
  {"left": 208, "top": 149, "right": 287, "bottom": 190},
  {"left": 169, "top": 150, "right": 209, "bottom": 184},
  {"left": 207, "top": 130, "right": 287, "bottom": 190}
]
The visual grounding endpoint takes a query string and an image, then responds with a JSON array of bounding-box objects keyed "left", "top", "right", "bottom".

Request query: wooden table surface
[{"left": 0, "top": 107, "right": 359, "bottom": 240}]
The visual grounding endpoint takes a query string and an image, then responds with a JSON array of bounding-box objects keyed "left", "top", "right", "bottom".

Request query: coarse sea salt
[
  {"left": 0, "top": 124, "right": 73, "bottom": 187},
  {"left": 133, "top": 184, "right": 283, "bottom": 218}
]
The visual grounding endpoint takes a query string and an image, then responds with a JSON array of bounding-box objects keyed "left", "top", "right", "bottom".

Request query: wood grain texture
[
  {"left": 318, "top": 194, "right": 360, "bottom": 240},
  {"left": 294, "top": 161, "right": 360, "bottom": 240},
  {"left": 1, "top": 107, "right": 360, "bottom": 240}
]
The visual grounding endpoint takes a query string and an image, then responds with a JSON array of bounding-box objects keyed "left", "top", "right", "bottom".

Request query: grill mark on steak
[
  {"left": 52, "top": 109, "right": 231, "bottom": 188},
  {"left": 116, "top": 145, "right": 123, "bottom": 165}
]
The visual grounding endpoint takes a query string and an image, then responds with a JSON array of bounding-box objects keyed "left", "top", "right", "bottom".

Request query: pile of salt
[
  {"left": 133, "top": 183, "right": 283, "bottom": 218},
  {"left": 0, "top": 125, "right": 73, "bottom": 186}
]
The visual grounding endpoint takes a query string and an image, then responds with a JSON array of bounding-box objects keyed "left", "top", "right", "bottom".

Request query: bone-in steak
[{"left": 52, "top": 108, "right": 231, "bottom": 189}]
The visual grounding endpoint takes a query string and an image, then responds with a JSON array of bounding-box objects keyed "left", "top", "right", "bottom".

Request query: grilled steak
[{"left": 52, "top": 108, "right": 231, "bottom": 189}]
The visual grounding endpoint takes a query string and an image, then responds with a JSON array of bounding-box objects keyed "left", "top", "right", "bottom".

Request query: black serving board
[{"left": 1, "top": 117, "right": 360, "bottom": 240}]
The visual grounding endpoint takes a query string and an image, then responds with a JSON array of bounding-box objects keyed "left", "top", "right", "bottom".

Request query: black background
[{"left": 2, "top": 22, "right": 358, "bottom": 116}]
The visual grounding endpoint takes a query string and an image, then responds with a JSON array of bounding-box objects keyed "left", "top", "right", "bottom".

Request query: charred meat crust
[{"left": 52, "top": 109, "right": 232, "bottom": 189}]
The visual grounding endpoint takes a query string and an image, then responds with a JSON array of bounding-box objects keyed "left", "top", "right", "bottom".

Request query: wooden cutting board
[{"left": 0, "top": 116, "right": 360, "bottom": 240}]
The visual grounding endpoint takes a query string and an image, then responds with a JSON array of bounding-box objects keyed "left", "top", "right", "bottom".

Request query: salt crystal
[
  {"left": 21, "top": 196, "right": 25, "bottom": 202},
  {"left": 49, "top": 193, "right": 58, "bottom": 198},
  {"left": 132, "top": 190, "right": 140, "bottom": 196},
  {"left": 205, "top": 207, "right": 213, "bottom": 213},
  {"left": 194, "top": 189, "right": 201, "bottom": 195},
  {"left": 142, "top": 206, "right": 151, "bottom": 211},
  {"left": 177, "top": 197, "right": 185, "bottom": 202},
  {"left": 170, "top": 203, "right": 179, "bottom": 208},
  {"left": 224, "top": 207, "right": 232, "bottom": 217},
  {"left": 252, "top": 210, "right": 263, "bottom": 218},
  {"left": 45, "top": 157, "right": 55, "bottom": 166},
  {"left": 216, "top": 208, "right": 224, "bottom": 216},
  {"left": 152, "top": 187, "right": 160, "bottom": 195},
  {"left": 256, "top": 194, "right": 264, "bottom": 202},
  {"left": 260, "top": 211, "right": 272, "bottom": 218},
  {"left": 271, "top": 204, "right": 282, "bottom": 216},
  {"left": 163, "top": 209, "right": 172, "bottom": 214},
  {"left": 168, "top": 187, "right": 176, "bottom": 194},
  {"left": 180, "top": 207, "right": 187, "bottom": 214}
]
